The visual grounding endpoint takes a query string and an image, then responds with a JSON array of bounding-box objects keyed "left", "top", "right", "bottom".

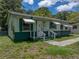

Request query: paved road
[{"left": 46, "top": 37, "right": 79, "bottom": 46}]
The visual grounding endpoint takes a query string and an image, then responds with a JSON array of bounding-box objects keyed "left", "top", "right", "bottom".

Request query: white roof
[
  {"left": 53, "top": 22, "right": 61, "bottom": 24},
  {"left": 23, "top": 18, "right": 35, "bottom": 23}
]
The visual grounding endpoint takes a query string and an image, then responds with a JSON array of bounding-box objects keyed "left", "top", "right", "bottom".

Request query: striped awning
[
  {"left": 23, "top": 18, "right": 35, "bottom": 23},
  {"left": 53, "top": 22, "right": 61, "bottom": 24},
  {"left": 64, "top": 25, "right": 72, "bottom": 27}
]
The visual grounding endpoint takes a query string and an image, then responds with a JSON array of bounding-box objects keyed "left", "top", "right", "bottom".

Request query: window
[
  {"left": 22, "top": 21, "right": 30, "bottom": 31},
  {"left": 60, "top": 24, "right": 63, "bottom": 30},
  {"left": 50, "top": 22, "right": 56, "bottom": 29},
  {"left": 65, "top": 27, "right": 68, "bottom": 30},
  {"left": 73, "top": 25, "right": 77, "bottom": 29}
]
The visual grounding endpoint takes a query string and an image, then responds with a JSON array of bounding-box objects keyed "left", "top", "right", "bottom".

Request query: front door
[{"left": 37, "top": 21, "right": 43, "bottom": 37}]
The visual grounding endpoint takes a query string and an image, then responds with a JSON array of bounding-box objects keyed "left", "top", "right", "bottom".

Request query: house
[
  {"left": 7, "top": 11, "right": 71, "bottom": 41},
  {"left": 69, "top": 16, "right": 79, "bottom": 34},
  {"left": 70, "top": 23, "right": 79, "bottom": 34}
]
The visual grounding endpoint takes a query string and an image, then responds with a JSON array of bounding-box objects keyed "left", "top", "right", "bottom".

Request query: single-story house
[
  {"left": 7, "top": 11, "right": 72, "bottom": 41},
  {"left": 69, "top": 16, "right": 79, "bottom": 34},
  {"left": 70, "top": 23, "right": 79, "bottom": 34}
]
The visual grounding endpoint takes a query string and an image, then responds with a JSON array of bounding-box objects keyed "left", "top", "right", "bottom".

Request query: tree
[
  {"left": 67, "top": 12, "right": 79, "bottom": 22},
  {"left": 0, "top": 0, "right": 22, "bottom": 28},
  {"left": 33, "top": 7, "right": 52, "bottom": 17},
  {"left": 55, "top": 11, "right": 79, "bottom": 23},
  {"left": 56, "top": 11, "right": 70, "bottom": 20}
]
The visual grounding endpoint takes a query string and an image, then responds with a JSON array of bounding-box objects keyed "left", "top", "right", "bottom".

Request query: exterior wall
[
  {"left": 8, "top": 15, "right": 20, "bottom": 40},
  {"left": 56, "top": 24, "right": 61, "bottom": 31},
  {"left": 36, "top": 21, "right": 49, "bottom": 37},
  {"left": 37, "top": 21, "right": 43, "bottom": 32},
  {"left": 33, "top": 21, "right": 36, "bottom": 32},
  {"left": 43, "top": 21, "right": 49, "bottom": 31},
  {"left": 36, "top": 21, "right": 42, "bottom": 37},
  {"left": 8, "top": 15, "right": 14, "bottom": 39},
  {"left": 33, "top": 21, "right": 49, "bottom": 31},
  {"left": 13, "top": 16, "right": 20, "bottom": 32},
  {"left": 14, "top": 32, "right": 30, "bottom": 40}
]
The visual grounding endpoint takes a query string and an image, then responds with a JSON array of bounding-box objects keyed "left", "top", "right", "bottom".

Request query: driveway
[{"left": 46, "top": 37, "right": 79, "bottom": 46}]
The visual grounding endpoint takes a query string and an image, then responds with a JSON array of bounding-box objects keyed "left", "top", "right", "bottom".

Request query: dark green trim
[
  {"left": 30, "top": 24, "right": 33, "bottom": 31},
  {"left": 14, "top": 32, "right": 30, "bottom": 40},
  {"left": 36, "top": 21, "right": 37, "bottom": 37},
  {"left": 9, "top": 30, "right": 71, "bottom": 40},
  {"left": 19, "top": 19, "right": 23, "bottom": 32}
]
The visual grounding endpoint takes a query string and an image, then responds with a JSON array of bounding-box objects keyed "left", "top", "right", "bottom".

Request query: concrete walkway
[{"left": 46, "top": 37, "right": 79, "bottom": 46}]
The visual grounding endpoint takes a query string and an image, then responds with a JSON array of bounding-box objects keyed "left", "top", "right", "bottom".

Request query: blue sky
[{"left": 22, "top": 0, "right": 79, "bottom": 15}]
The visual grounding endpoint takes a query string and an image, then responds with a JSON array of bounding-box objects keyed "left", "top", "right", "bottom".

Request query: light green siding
[
  {"left": 12, "top": 16, "right": 20, "bottom": 32},
  {"left": 8, "top": 14, "right": 20, "bottom": 39},
  {"left": 8, "top": 15, "right": 14, "bottom": 39}
]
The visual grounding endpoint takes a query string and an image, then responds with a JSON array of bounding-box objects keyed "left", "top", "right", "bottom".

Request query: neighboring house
[
  {"left": 8, "top": 11, "right": 71, "bottom": 41},
  {"left": 70, "top": 23, "right": 79, "bottom": 34},
  {"left": 69, "top": 16, "right": 79, "bottom": 34}
]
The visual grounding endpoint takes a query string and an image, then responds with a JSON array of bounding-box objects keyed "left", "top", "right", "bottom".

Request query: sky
[{"left": 22, "top": 0, "right": 79, "bottom": 15}]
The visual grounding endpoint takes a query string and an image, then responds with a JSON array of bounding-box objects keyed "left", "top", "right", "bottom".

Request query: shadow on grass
[
  {"left": 10, "top": 38, "right": 44, "bottom": 43},
  {"left": 8, "top": 34, "right": 73, "bottom": 43}
]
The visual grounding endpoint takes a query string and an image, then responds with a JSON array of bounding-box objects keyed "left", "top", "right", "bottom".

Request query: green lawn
[{"left": 0, "top": 36, "right": 79, "bottom": 59}]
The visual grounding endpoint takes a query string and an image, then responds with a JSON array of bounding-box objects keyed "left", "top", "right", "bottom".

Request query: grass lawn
[{"left": 0, "top": 36, "right": 79, "bottom": 59}]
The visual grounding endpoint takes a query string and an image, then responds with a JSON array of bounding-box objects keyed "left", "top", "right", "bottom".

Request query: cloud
[
  {"left": 57, "top": 2, "right": 79, "bottom": 12},
  {"left": 38, "top": 0, "right": 58, "bottom": 7},
  {"left": 69, "top": 0, "right": 79, "bottom": 2},
  {"left": 23, "top": 0, "right": 34, "bottom": 5}
]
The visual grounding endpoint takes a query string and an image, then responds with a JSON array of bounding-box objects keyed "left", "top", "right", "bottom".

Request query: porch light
[{"left": 23, "top": 18, "right": 35, "bottom": 23}]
